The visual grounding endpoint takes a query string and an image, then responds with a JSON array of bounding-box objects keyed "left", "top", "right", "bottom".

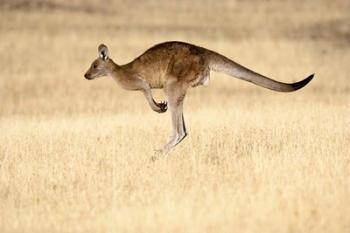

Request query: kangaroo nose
[{"left": 84, "top": 73, "right": 89, "bottom": 79}]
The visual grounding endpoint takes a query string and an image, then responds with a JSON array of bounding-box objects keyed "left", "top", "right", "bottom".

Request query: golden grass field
[{"left": 0, "top": 0, "right": 349, "bottom": 232}]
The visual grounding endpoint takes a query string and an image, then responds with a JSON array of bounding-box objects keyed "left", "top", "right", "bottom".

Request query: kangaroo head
[{"left": 84, "top": 44, "right": 112, "bottom": 80}]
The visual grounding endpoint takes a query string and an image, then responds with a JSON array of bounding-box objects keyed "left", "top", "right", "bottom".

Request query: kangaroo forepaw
[{"left": 155, "top": 101, "right": 168, "bottom": 113}]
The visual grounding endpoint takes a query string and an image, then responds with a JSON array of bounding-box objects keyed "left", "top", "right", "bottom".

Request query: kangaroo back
[{"left": 207, "top": 51, "right": 314, "bottom": 92}]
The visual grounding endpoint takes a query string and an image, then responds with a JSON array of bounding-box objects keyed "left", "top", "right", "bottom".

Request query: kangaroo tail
[{"left": 208, "top": 51, "right": 314, "bottom": 92}]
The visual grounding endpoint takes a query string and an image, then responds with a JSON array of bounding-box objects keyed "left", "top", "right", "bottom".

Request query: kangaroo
[{"left": 84, "top": 41, "right": 314, "bottom": 156}]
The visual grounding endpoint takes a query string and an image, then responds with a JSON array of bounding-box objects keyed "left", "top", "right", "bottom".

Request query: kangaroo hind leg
[{"left": 159, "top": 83, "right": 188, "bottom": 155}]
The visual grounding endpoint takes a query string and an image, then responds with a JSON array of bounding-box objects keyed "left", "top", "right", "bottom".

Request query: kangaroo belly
[
  {"left": 143, "top": 71, "right": 166, "bottom": 89},
  {"left": 190, "top": 68, "right": 210, "bottom": 87}
]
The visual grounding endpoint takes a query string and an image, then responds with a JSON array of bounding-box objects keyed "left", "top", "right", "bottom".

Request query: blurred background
[
  {"left": 0, "top": 1, "right": 350, "bottom": 232},
  {"left": 0, "top": 0, "right": 349, "bottom": 116}
]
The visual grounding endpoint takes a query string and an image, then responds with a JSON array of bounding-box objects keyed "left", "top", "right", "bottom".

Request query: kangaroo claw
[{"left": 156, "top": 101, "right": 168, "bottom": 113}]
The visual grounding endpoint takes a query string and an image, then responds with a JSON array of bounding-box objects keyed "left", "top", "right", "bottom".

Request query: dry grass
[{"left": 0, "top": 0, "right": 349, "bottom": 232}]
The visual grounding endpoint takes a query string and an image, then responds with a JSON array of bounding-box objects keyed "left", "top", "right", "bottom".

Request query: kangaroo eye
[{"left": 93, "top": 64, "right": 98, "bottom": 69}]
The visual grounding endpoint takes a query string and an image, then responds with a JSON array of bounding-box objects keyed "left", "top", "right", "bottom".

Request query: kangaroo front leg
[{"left": 141, "top": 88, "right": 168, "bottom": 113}]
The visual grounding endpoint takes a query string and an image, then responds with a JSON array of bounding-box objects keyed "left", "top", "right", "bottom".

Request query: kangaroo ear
[{"left": 98, "top": 44, "right": 109, "bottom": 60}]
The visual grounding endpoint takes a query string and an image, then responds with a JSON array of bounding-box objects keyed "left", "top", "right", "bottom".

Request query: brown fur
[{"left": 84, "top": 41, "right": 314, "bottom": 157}]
